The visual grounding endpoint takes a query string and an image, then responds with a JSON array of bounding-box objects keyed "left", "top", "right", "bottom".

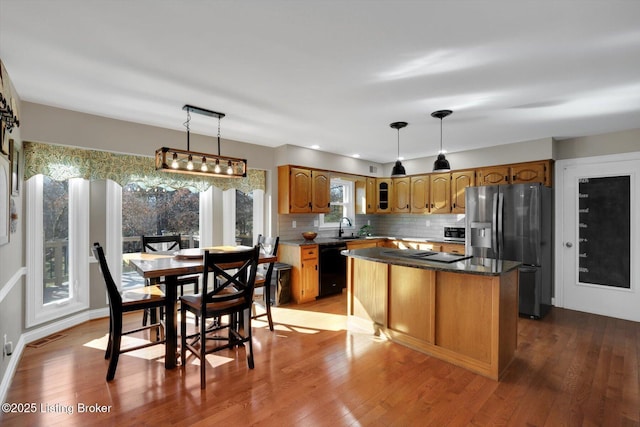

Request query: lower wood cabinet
[{"left": 279, "top": 244, "right": 319, "bottom": 304}]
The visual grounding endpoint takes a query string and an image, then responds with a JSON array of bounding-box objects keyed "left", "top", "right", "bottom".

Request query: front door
[{"left": 556, "top": 153, "right": 640, "bottom": 322}]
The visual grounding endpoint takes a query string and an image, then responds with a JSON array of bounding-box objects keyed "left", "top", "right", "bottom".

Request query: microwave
[{"left": 444, "top": 226, "right": 465, "bottom": 242}]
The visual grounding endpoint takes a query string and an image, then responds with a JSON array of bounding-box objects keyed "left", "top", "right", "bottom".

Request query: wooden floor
[{"left": 2, "top": 292, "right": 639, "bottom": 426}]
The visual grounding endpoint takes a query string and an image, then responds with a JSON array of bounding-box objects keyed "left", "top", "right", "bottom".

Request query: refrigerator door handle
[
  {"left": 492, "top": 192, "right": 499, "bottom": 257},
  {"left": 497, "top": 192, "right": 504, "bottom": 259}
]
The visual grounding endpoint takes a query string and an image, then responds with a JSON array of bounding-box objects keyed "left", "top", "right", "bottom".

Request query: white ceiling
[{"left": 1, "top": 0, "right": 639, "bottom": 163}]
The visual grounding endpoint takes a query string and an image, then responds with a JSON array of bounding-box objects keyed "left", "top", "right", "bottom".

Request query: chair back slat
[
  {"left": 141, "top": 234, "right": 182, "bottom": 252},
  {"left": 201, "top": 246, "right": 260, "bottom": 309},
  {"left": 257, "top": 234, "right": 279, "bottom": 284},
  {"left": 92, "top": 243, "right": 122, "bottom": 307}
]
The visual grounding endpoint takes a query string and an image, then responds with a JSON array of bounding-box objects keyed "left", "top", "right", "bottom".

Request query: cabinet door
[
  {"left": 376, "top": 178, "right": 393, "bottom": 213},
  {"left": 477, "top": 166, "right": 510, "bottom": 186},
  {"left": 410, "top": 175, "right": 430, "bottom": 213},
  {"left": 365, "top": 177, "right": 377, "bottom": 214},
  {"left": 392, "top": 177, "right": 411, "bottom": 213},
  {"left": 430, "top": 173, "right": 451, "bottom": 213},
  {"left": 451, "top": 170, "right": 475, "bottom": 213},
  {"left": 511, "top": 161, "right": 550, "bottom": 186},
  {"left": 300, "top": 257, "right": 318, "bottom": 302},
  {"left": 289, "top": 167, "right": 312, "bottom": 212},
  {"left": 311, "top": 170, "right": 331, "bottom": 213}
]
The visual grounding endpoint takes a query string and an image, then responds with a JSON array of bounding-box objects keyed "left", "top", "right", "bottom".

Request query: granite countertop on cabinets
[
  {"left": 280, "top": 236, "right": 377, "bottom": 246},
  {"left": 279, "top": 235, "right": 466, "bottom": 247},
  {"left": 342, "top": 247, "right": 520, "bottom": 276}
]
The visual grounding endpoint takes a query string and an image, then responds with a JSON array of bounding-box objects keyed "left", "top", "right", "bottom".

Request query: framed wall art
[
  {"left": 10, "top": 138, "right": 20, "bottom": 196},
  {"left": 0, "top": 153, "right": 9, "bottom": 245},
  {"left": 0, "top": 121, "right": 7, "bottom": 156}
]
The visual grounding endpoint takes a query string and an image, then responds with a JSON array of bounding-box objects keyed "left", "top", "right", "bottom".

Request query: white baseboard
[{"left": 0, "top": 307, "right": 109, "bottom": 404}]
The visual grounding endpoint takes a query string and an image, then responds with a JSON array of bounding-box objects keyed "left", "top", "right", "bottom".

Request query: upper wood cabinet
[
  {"left": 376, "top": 178, "right": 393, "bottom": 213},
  {"left": 410, "top": 175, "right": 430, "bottom": 214},
  {"left": 278, "top": 165, "right": 330, "bottom": 214},
  {"left": 511, "top": 161, "right": 552, "bottom": 186},
  {"left": 310, "top": 170, "right": 330, "bottom": 213},
  {"left": 392, "top": 177, "right": 411, "bottom": 213},
  {"left": 477, "top": 165, "right": 510, "bottom": 186},
  {"left": 430, "top": 173, "right": 451, "bottom": 214},
  {"left": 366, "top": 177, "right": 377, "bottom": 214},
  {"left": 477, "top": 160, "right": 552, "bottom": 187},
  {"left": 451, "top": 170, "right": 475, "bottom": 214}
]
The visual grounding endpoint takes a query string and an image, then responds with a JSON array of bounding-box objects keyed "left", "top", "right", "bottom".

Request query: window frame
[
  {"left": 319, "top": 178, "right": 355, "bottom": 230},
  {"left": 26, "top": 175, "right": 90, "bottom": 327}
]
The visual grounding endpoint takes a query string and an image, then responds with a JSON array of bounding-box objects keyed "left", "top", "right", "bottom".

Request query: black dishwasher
[{"left": 318, "top": 242, "right": 347, "bottom": 298}]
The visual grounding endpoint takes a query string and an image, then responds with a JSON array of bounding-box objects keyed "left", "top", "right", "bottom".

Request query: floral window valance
[{"left": 23, "top": 141, "right": 265, "bottom": 193}]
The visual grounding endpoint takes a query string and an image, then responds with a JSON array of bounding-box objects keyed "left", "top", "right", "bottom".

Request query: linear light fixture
[{"left": 155, "top": 105, "right": 247, "bottom": 178}]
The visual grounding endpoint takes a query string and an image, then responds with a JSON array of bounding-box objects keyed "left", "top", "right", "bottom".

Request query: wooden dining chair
[
  {"left": 180, "top": 246, "right": 260, "bottom": 389},
  {"left": 92, "top": 242, "right": 166, "bottom": 381},
  {"left": 141, "top": 234, "right": 200, "bottom": 326},
  {"left": 252, "top": 235, "right": 279, "bottom": 331}
]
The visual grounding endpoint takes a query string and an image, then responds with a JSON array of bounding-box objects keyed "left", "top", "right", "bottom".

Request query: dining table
[{"left": 125, "top": 245, "right": 276, "bottom": 369}]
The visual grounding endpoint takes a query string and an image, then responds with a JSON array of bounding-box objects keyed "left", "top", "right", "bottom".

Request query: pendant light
[
  {"left": 390, "top": 121, "right": 408, "bottom": 177},
  {"left": 431, "top": 109, "right": 452, "bottom": 172}
]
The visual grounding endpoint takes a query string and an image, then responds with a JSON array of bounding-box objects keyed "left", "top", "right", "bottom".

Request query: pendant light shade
[
  {"left": 390, "top": 121, "right": 408, "bottom": 177},
  {"left": 431, "top": 109, "right": 453, "bottom": 172}
]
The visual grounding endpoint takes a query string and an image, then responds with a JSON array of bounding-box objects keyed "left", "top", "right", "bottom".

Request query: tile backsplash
[{"left": 277, "top": 213, "right": 465, "bottom": 241}]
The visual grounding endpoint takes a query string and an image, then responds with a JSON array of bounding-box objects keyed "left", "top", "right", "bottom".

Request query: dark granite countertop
[
  {"left": 342, "top": 247, "right": 520, "bottom": 276},
  {"left": 279, "top": 236, "right": 465, "bottom": 247}
]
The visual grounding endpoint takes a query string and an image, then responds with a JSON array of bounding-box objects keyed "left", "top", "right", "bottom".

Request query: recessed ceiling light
[
  {"left": 353, "top": 154, "right": 361, "bottom": 158},
  {"left": 310, "top": 145, "right": 320, "bottom": 149}
]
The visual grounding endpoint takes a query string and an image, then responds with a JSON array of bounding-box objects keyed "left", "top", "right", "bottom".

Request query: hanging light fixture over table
[
  {"left": 390, "top": 121, "right": 408, "bottom": 177},
  {"left": 431, "top": 109, "right": 453, "bottom": 172},
  {"left": 155, "top": 105, "right": 247, "bottom": 178}
]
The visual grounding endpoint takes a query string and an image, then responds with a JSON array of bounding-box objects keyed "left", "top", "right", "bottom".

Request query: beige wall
[
  {"left": 0, "top": 61, "right": 25, "bottom": 392},
  {"left": 554, "top": 128, "right": 640, "bottom": 160}
]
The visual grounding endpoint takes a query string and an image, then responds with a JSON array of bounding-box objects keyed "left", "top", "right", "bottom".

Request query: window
[
  {"left": 121, "top": 183, "right": 200, "bottom": 287},
  {"left": 319, "top": 178, "right": 354, "bottom": 228},
  {"left": 122, "top": 183, "right": 200, "bottom": 252},
  {"left": 26, "top": 175, "right": 90, "bottom": 327},
  {"left": 236, "top": 189, "right": 253, "bottom": 246}
]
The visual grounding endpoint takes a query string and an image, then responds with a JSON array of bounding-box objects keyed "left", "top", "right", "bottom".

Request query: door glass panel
[{"left": 578, "top": 175, "right": 631, "bottom": 288}]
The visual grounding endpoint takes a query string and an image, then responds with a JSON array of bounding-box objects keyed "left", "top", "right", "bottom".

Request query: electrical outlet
[
  {"left": 292, "top": 220, "right": 296, "bottom": 228},
  {"left": 313, "top": 220, "right": 318, "bottom": 227}
]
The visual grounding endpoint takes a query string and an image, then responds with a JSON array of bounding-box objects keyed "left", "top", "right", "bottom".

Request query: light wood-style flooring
[{"left": 2, "top": 292, "right": 639, "bottom": 426}]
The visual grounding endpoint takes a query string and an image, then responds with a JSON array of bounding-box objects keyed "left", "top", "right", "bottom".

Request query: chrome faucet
[{"left": 338, "top": 217, "right": 352, "bottom": 238}]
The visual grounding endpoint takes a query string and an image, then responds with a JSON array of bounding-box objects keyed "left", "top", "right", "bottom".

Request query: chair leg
[
  {"left": 106, "top": 315, "right": 123, "bottom": 381},
  {"left": 105, "top": 315, "right": 114, "bottom": 360},
  {"left": 245, "top": 308, "right": 254, "bottom": 369},
  {"left": 264, "top": 283, "right": 274, "bottom": 331},
  {"left": 200, "top": 309, "right": 207, "bottom": 389},
  {"left": 180, "top": 305, "right": 187, "bottom": 367}
]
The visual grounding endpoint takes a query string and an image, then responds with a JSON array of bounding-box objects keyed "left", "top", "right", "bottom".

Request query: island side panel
[
  {"left": 435, "top": 271, "right": 494, "bottom": 364},
  {"left": 388, "top": 265, "right": 435, "bottom": 344},
  {"left": 498, "top": 268, "right": 519, "bottom": 373},
  {"left": 348, "top": 257, "right": 387, "bottom": 333}
]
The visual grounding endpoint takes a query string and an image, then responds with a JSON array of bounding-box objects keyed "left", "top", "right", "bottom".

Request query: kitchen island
[{"left": 344, "top": 247, "right": 520, "bottom": 380}]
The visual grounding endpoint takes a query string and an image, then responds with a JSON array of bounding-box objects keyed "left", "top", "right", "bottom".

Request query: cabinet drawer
[{"left": 301, "top": 246, "right": 318, "bottom": 260}]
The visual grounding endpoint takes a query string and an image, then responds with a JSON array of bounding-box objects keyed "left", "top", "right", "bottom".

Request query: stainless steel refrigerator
[{"left": 465, "top": 183, "right": 553, "bottom": 319}]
